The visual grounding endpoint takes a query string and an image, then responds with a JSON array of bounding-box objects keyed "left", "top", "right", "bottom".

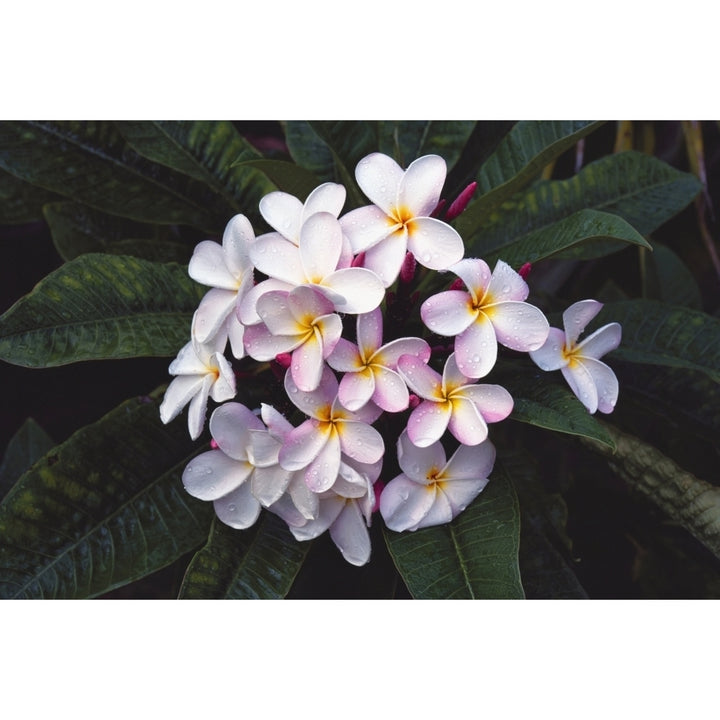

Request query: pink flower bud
[
  {"left": 274, "top": 352, "right": 292, "bottom": 369},
  {"left": 351, "top": 251, "right": 366, "bottom": 268},
  {"left": 449, "top": 277, "right": 465, "bottom": 291},
  {"left": 210, "top": 439, "right": 219, "bottom": 449},
  {"left": 445, "top": 182, "right": 477, "bottom": 222},
  {"left": 399, "top": 251, "right": 417, "bottom": 284},
  {"left": 430, "top": 198, "right": 447, "bottom": 218},
  {"left": 408, "top": 393, "right": 421, "bottom": 409},
  {"left": 518, "top": 262, "right": 532, "bottom": 279},
  {"left": 372, "top": 480, "right": 386, "bottom": 513}
]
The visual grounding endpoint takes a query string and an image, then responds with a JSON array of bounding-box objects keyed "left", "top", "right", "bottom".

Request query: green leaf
[
  {"left": 43, "top": 200, "right": 191, "bottom": 263},
  {"left": 469, "top": 151, "right": 701, "bottom": 261},
  {"left": 376, "top": 121, "right": 476, "bottom": 172},
  {"left": 480, "top": 208, "right": 651, "bottom": 269},
  {"left": 116, "top": 121, "right": 276, "bottom": 224},
  {"left": 581, "top": 423, "right": 720, "bottom": 560},
  {"left": 237, "top": 159, "right": 322, "bottom": 206},
  {"left": 0, "top": 121, "right": 227, "bottom": 231},
  {"left": 179, "top": 513, "right": 311, "bottom": 599},
  {"left": 0, "top": 254, "right": 204, "bottom": 367},
  {"left": 383, "top": 461, "right": 524, "bottom": 599},
  {"left": 643, "top": 242, "right": 702, "bottom": 309},
  {"left": 0, "top": 389, "right": 213, "bottom": 598},
  {"left": 0, "top": 419, "right": 55, "bottom": 502},
  {"left": 456, "top": 120, "right": 604, "bottom": 237},
  {"left": 597, "top": 300, "right": 720, "bottom": 383},
  {"left": 0, "top": 167, "right": 61, "bottom": 224},
  {"left": 284, "top": 121, "right": 336, "bottom": 180}
]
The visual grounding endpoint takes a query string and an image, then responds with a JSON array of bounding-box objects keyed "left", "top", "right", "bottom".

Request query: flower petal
[
  {"left": 183, "top": 449, "right": 252, "bottom": 501},
  {"left": 210, "top": 402, "right": 263, "bottom": 459},
  {"left": 581, "top": 357, "right": 619, "bottom": 414},
  {"left": 338, "top": 367, "right": 375, "bottom": 411},
  {"left": 238, "top": 277, "right": 294, "bottom": 326},
  {"left": 208, "top": 352, "right": 236, "bottom": 402},
  {"left": 193, "top": 288, "right": 238, "bottom": 344},
  {"left": 288, "top": 474, "right": 320, "bottom": 520},
  {"left": 420, "top": 290, "right": 476, "bottom": 336},
  {"left": 488, "top": 300, "right": 549, "bottom": 352},
  {"left": 561, "top": 361, "right": 599, "bottom": 414},
  {"left": 290, "top": 326, "right": 326, "bottom": 392},
  {"left": 371, "top": 366, "right": 410, "bottom": 412},
  {"left": 339, "top": 204, "right": 396, "bottom": 254},
  {"left": 529, "top": 327, "right": 568, "bottom": 371},
  {"left": 397, "top": 431, "right": 446, "bottom": 483},
  {"left": 227, "top": 313, "right": 246, "bottom": 359},
  {"left": 407, "top": 217, "right": 464, "bottom": 271},
  {"left": 485, "top": 259, "right": 529, "bottom": 303},
  {"left": 221, "top": 214, "right": 254, "bottom": 277},
  {"left": 576, "top": 322, "right": 622, "bottom": 359},
  {"left": 304, "top": 428, "right": 341, "bottom": 491},
  {"left": 243, "top": 322, "right": 302, "bottom": 361},
  {"left": 450, "top": 258, "right": 492, "bottom": 303},
  {"left": 412, "top": 487, "right": 453, "bottom": 530},
  {"left": 284, "top": 364, "right": 338, "bottom": 418},
  {"left": 251, "top": 463, "right": 294, "bottom": 507},
  {"left": 268, "top": 492, "right": 310, "bottom": 528},
  {"left": 360, "top": 230, "right": 408, "bottom": 287},
  {"left": 188, "top": 240, "right": 238, "bottom": 289},
  {"left": 406, "top": 399, "right": 452, "bottom": 447},
  {"left": 399, "top": 154, "right": 447, "bottom": 216},
  {"left": 356, "top": 307, "right": 383, "bottom": 357},
  {"left": 249, "top": 232, "right": 305, "bottom": 286},
  {"left": 562, "top": 299, "right": 604, "bottom": 346},
  {"left": 279, "top": 419, "right": 331, "bottom": 471},
  {"left": 380, "top": 475, "right": 435, "bottom": 532},
  {"left": 448, "top": 396, "right": 489, "bottom": 445},
  {"left": 259, "top": 191, "right": 304, "bottom": 242},
  {"left": 443, "top": 440, "right": 496, "bottom": 481},
  {"left": 302, "top": 182, "right": 346, "bottom": 222},
  {"left": 439, "top": 477, "right": 489, "bottom": 516},
  {"left": 187, "top": 374, "right": 214, "bottom": 440},
  {"left": 338, "top": 420, "right": 385, "bottom": 464},
  {"left": 453, "top": 315, "right": 498, "bottom": 379},
  {"left": 372, "top": 337, "right": 431, "bottom": 368},
  {"left": 458, "top": 383, "right": 514, "bottom": 423},
  {"left": 442, "top": 352, "right": 473, "bottom": 394},
  {"left": 167, "top": 341, "right": 207, "bottom": 377},
  {"left": 327, "top": 338, "right": 363, "bottom": 372},
  {"left": 355, "top": 152, "right": 404, "bottom": 214},
  {"left": 397, "top": 354, "right": 443, "bottom": 400},
  {"left": 290, "top": 495, "right": 345, "bottom": 541},
  {"left": 299, "top": 212, "right": 343, "bottom": 282},
  {"left": 213, "top": 481, "right": 261, "bottom": 530},
  {"left": 159, "top": 375, "right": 203, "bottom": 424},
  {"left": 329, "top": 500, "right": 371, "bottom": 566},
  {"left": 319, "top": 267, "right": 385, "bottom": 314}
]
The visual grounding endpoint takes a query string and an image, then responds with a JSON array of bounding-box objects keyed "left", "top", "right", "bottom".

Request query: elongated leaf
[
  {"left": 456, "top": 121, "right": 604, "bottom": 237},
  {"left": 644, "top": 242, "right": 702, "bottom": 309},
  {"left": 469, "top": 151, "right": 701, "bottom": 260},
  {"left": 0, "top": 121, "right": 227, "bottom": 231},
  {"left": 376, "top": 121, "right": 476, "bottom": 171},
  {"left": 116, "top": 121, "right": 275, "bottom": 223},
  {"left": 179, "top": 513, "right": 311, "bottom": 599},
  {"left": 582, "top": 423, "right": 720, "bottom": 560},
  {"left": 284, "top": 121, "right": 336, "bottom": 181},
  {"left": 0, "top": 389, "right": 213, "bottom": 599},
  {"left": 480, "top": 208, "right": 651, "bottom": 269},
  {"left": 596, "top": 300, "right": 720, "bottom": 383},
  {"left": 0, "top": 254, "right": 204, "bottom": 367},
  {"left": 237, "top": 159, "right": 322, "bottom": 205},
  {"left": 43, "top": 201, "right": 191, "bottom": 263},
  {"left": 0, "top": 167, "right": 61, "bottom": 224},
  {"left": 383, "top": 461, "right": 524, "bottom": 599},
  {"left": 0, "top": 419, "right": 55, "bottom": 502}
]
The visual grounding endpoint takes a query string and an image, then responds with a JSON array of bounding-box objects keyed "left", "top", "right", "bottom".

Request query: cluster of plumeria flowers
[{"left": 159, "top": 151, "right": 622, "bottom": 566}]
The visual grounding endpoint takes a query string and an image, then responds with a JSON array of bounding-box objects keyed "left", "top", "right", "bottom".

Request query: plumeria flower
[
  {"left": 327, "top": 307, "right": 431, "bottom": 412},
  {"left": 188, "top": 214, "right": 255, "bottom": 358},
  {"left": 380, "top": 431, "right": 496, "bottom": 532},
  {"left": 159, "top": 317, "right": 236, "bottom": 440},
  {"left": 278, "top": 366, "right": 385, "bottom": 493},
  {"left": 339, "top": 152, "right": 465, "bottom": 286},
  {"left": 529, "top": 299, "right": 622, "bottom": 414},
  {"left": 181, "top": 402, "right": 266, "bottom": 529},
  {"left": 420, "top": 258, "right": 550, "bottom": 378},
  {"left": 243, "top": 285, "right": 342, "bottom": 392},
  {"left": 246, "top": 211, "right": 384, "bottom": 315},
  {"left": 397, "top": 352, "right": 513, "bottom": 447}
]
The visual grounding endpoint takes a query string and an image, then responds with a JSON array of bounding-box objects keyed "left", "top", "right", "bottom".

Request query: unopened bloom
[
  {"left": 327, "top": 307, "right": 431, "bottom": 412},
  {"left": 397, "top": 352, "right": 513, "bottom": 447},
  {"left": 529, "top": 299, "right": 621, "bottom": 414},
  {"left": 159, "top": 318, "right": 236, "bottom": 440},
  {"left": 421, "top": 258, "right": 549, "bottom": 378},
  {"left": 380, "top": 431, "right": 496, "bottom": 532},
  {"left": 339, "top": 153, "right": 465, "bottom": 286},
  {"left": 188, "top": 214, "right": 255, "bottom": 358}
]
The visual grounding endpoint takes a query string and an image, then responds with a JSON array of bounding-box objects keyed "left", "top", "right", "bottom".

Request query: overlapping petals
[
  {"left": 397, "top": 352, "right": 513, "bottom": 447},
  {"left": 530, "top": 299, "right": 621, "bottom": 414},
  {"left": 421, "top": 258, "right": 549, "bottom": 378},
  {"left": 339, "top": 152, "right": 464, "bottom": 286},
  {"left": 380, "top": 431, "right": 496, "bottom": 532}
]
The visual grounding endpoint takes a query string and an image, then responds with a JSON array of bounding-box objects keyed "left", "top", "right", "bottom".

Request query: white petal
[
  {"left": 486, "top": 259, "right": 529, "bottom": 303},
  {"left": 582, "top": 357, "right": 619, "bottom": 414},
  {"left": 208, "top": 352, "right": 236, "bottom": 403},
  {"left": 243, "top": 322, "right": 302, "bottom": 361},
  {"left": 443, "top": 440, "right": 496, "bottom": 481},
  {"left": 450, "top": 258, "right": 492, "bottom": 303},
  {"left": 561, "top": 361, "right": 599, "bottom": 413},
  {"left": 412, "top": 488, "right": 453, "bottom": 530},
  {"left": 304, "top": 430, "right": 341, "bottom": 492},
  {"left": 299, "top": 212, "right": 343, "bottom": 281},
  {"left": 398, "top": 154, "right": 447, "bottom": 216},
  {"left": 420, "top": 290, "right": 476, "bottom": 336},
  {"left": 259, "top": 192, "right": 303, "bottom": 242},
  {"left": 406, "top": 400, "right": 451, "bottom": 447},
  {"left": 320, "top": 267, "right": 385, "bottom": 314},
  {"left": 338, "top": 367, "right": 375, "bottom": 411},
  {"left": 488, "top": 301, "right": 549, "bottom": 352},
  {"left": 562, "top": 299, "right": 604, "bottom": 346},
  {"left": 268, "top": 492, "right": 310, "bottom": 528},
  {"left": 251, "top": 464, "right": 294, "bottom": 507},
  {"left": 329, "top": 501, "right": 371, "bottom": 566},
  {"left": 339, "top": 204, "right": 396, "bottom": 254},
  {"left": 407, "top": 217, "right": 464, "bottom": 270},
  {"left": 238, "top": 277, "right": 293, "bottom": 326},
  {"left": 183, "top": 450, "right": 252, "bottom": 501},
  {"left": 442, "top": 352, "right": 473, "bottom": 394},
  {"left": 439, "top": 477, "right": 488, "bottom": 517},
  {"left": 209, "top": 402, "right": 263, "bottom": 459},
  {"left": 380, "top": 475, "right": 435, "bottom": 532},
  {"left": 279, "top": 419, "right": 331, "bottom": 471},
  {"left": 338, "top": 420, "right": 385, "bottom": 465},
  {"left": 290, "top": 326, "right": 326, "bottom": 392},
  {"left": 576, "top": 322, "right": 622, "bottom": 360},
  {"left": 167, "top": 341, "right": 206, "bottom": 377},
  {"left": 356, "top": 307, "right": 383, "bottom": 357},
  {"left": 260, "top": 404, "right": 294, "bottom": 441},
  {"left": 188, "top": 240, "right": 238, "bottom": 289},
  {"left": 192, "top": 288, "right": 238, "bottom": 344},
  {"left": 355, "top": 152, "right": 404, "bottom": 214},
  {"left": 284, "top": 364, "right": 338, "bottom": 417},
  {"left": 372, "top": 337, "right": 431, "bottom": 369},
  {"left": 256, "top": 290, "right": 300, "bottom": 336},
  {"left": 222, "top": 214, "right": 254, "bottom": 277},
  {"left": 290, "top": 495, "right": 345, "bottom": 541},
  {"left": 453, "top": 315, "right": 498, "bottom": 379},
  {"left": 302, "top": 182, "right": 346, "bottom": 222},
  {"left": 361, "top": 230, "right": 409, "bottom": 287},
  {"left": 227, "top": 313, "right": 246, "bottom": 359},
  {"left": 249, "top": 233, "right": 305, "bottom": 285},
  {"left": 159, "top": 375, "right": 203, "bottom": 424},
  {"left": 458, "top": 383, "right": 514, "bottom": 423},
  {"left": 288, "top": 475, "right": 320, "bottom": 520},
  {"left": 327, "top": 338, "right": 363, "bottom": 372},
  {"left": 448, "top": 396, "right": 489, "bottom": 446},
  {"left": 529, "top": 327, "right": 568, "bottom": 372},
  {"left": 397, "top": 431, "right": 447, "bottom": 483},
  {"left": 213, "top": 482, "right": 261, "bottom": 530},
  {"left": 371, "top": 366, "right": 410, "bottom": 413},
  {"left": 397, "top": 354, "right": 443, "bottom": 400},
  {"left": 187, "top": 374, "right": 214, "bottom": 440}
]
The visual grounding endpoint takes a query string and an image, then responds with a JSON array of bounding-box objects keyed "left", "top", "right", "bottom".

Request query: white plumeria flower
[
  {"left": 380, "top": 431, "right": 496, "bottom": 532},
  {"left": 159, "top": 318, "right": 236, "bottom": 440},
  {"left": 188, "top": 214, "right": 255, "bottom": 358},
  {"left": 420, "top": 258, "right": 550, "bottom": 379},
  {"left": 397, "top": 352, "right": 513, "bottom": 448},
  {"left": 327, "top": 307, "right": 431, "bottom": 412},
  {"left": 529, "top": 299, "right": 622, "bottom": 414},
  {"left": 278, "top": 365, "right": 385, "bottom": 493},
  {"left": 243, "top": 285, "right": 343, "bottom": 392},
  {"left": 246, "top": 211, "right": 384, "bottom": 315},
  {"left": 181, "top": 402, "right": 265, "bottom": 529},
  {"left": 339, "top": 152, "right": 465, "bottom": 286}
]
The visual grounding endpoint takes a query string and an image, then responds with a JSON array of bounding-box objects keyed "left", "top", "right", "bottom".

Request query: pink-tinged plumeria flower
[
  {"left": 159, "top": 318, "right": 236, "bottom": 440},
  {"left": 339, "top": 153, "right": 465, "bottom": 287},
  {"left": 182, "top": 403, "right": 265, "bottom": 529},
  {"left": 397, "top": 352, "right": 513, "bottom": 447},
  {"left": 188, "top": 214, "right": 255, "bottom": 358},
  {"left": 380, "top": 431, "right": 496, "bottom": 532},
  {"left": 278, "top": 366, "right": 384, "bottom": 493},
  {"left": 327, "top": 307, "right": 431, "bottom": 412},
  {"left": 529, "top": 299, "right": 622, "bottom": 414},
  {"left": 246, "top": 211, "right": 384, "bottom": 315},
  {"left": 420, "top": 258, "right": 550, "bottom": 378},
  {"left": 243, "top": 285, "right": 342, "bottom": 392}
]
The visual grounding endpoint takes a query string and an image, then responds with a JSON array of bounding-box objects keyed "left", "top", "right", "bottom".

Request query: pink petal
[
  {"left": 529, "top": 327, "right": 568, "bottom": 371},
  {"left": 576, "top": 322, "right": 622, "bottom": 360},
  {"left": 284, "top": 364, "right": 338, "bottom": 417},
  {"left": 488, "top": 301, "right": 550, "bottom": 352},
  {"left": 327, "top": 338, "right": 363, "bottom": 372},
  {"left": 561, "top": 361, "right": 599, "bottom": 413},
  {"left": 450, "top": 258, "right": 492, "bottom": 303},
  {"left": 279, "top": 419, "right": 331, "bottom": 471},
  {"left": 188, "top": 240, "right": 237, "bottom": 289},
  {"left": 238, "top": 277, "right": 293, "bottom": 326},
  {"left": 420, "top": 290, "right": 476, "bottom": 336},
  {"left": 287, "top": 284, "right": 336, "bottom": 320},
  {"left": 355, "top": 152, "right": 404, "bottom": 214},
  {"left": 339, "top": 204, "right": 396, "bottom": 254},
  {"left": 259, "top": 192, "right": 304, "bottom": 242},
  {"left": 443, "top": 440, "right": 496, "bottom": 481},
  {"left": 453, "top": 315, "right": 498, "bottom": 379},
  {"left": 302, "top": 182, "right": 346, "bottom": 222},
  {"left": 486, "top": 259, "right": 529, "bottom": 303},
  {"left": 407, "top": 217, "right": 464, "bottom": 271},
  {"left": 371, "top": 366, "right": 410, "bottom": 413},
  {"left": 356, "top": 307, "right": 383, "bottom": 357},
  {"left": 581, "top": 357, "right": 619, "bottom": 414},
  {"left": 213, "top": 481, "right": 261, "bottom": 530},
  {"left": 399, "top": 154, "right": 447, "bottom": 216},
  {"left": 249, "top": 233, "right": 305, "bottom": 286},
  {"left": 299, "top": 212, "right": 343, "bottom": 281},
  {"left": 448, "top": 396, "right": 489, "bottom": 445},
  {"left": 255, "top": 290, "right": 297, "bottom": 335},
  {"left": 406, "top": 399, "right": 452, "bottom": 447},
  {"left": 338, "top": 419, "right": 385, "bottom": 464},
  {"left": 260, "top": 403, "right": 294, "bottom": 441},
  {"left": 338, "top": 367, "right": 375, "bottom": 411},
  {"left": 361, "top": 230, "right": 408, "bottom": 287},
  {"left": 458, "top": 383, "right": 514, "bottom": 423},
  {"left": 319, "top": 267, "right": 385, "bottom": 314},
  {"left": 397, "top": 431, "right": 447, "bottom": 483},
  {"left": 397, "top": 354, "right": 444, "bottom": 400},
  {"left": 372, "top": 337, "right": 431, "bottom": 369},
  {"left": 562, "top": 299, "right": 604, "bottom": 346},
  {"left": 183, "top": 450, "right": 252, "bottom": 501},
  {"left": 243, "top": 322, "right": 302, "bottom": 361},
  {"left": 329, "top": 500, "right": 371, "bottom": 566},
  {"left": 380, "top": 475, "right": 435, "bottom": 532},
  {"left": 304, "top": 429, "right": 341, "bottom": 492}
]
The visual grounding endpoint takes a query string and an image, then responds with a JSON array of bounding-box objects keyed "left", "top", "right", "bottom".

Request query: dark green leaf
[
  {"left": 643, "top": 242, "right": 702, "bottom": 309},
  {"left": 0, "top": 389, "right": 213, "bottom": 598},
  {"left": 0, "top": 121, "right": 226, "bottom": 231},
  {"left": 456, "top": 120, "right": 604, "bottom": 238},
  {"left": 116, "top": 121, "right": 275, "bottom": 223},
  {"left": 284, "top": 121, "right": 335, "bottom": 180},
  {"left": 0, "top": 254, "right": 204, "bottom": 367},
  {"left": 480, "top": 208, "right": 651, "bottom": 269},
  {"left": 383, "top": 461, "right": 524, "bottom": 599},
  {"left": 179, "top": 513, "right": 311, "bottom": 599},
  {"left": 0, "top": 167, "right": 61, "bottom": 224},
  {"left": 0, "top": 419, "right": 55, "bottom": 502},
  {"left": 237, "top": 159, "right": 322, "bottom": 206},
  {"left": 597, "top": 300, "right": 720, "bottom": 383},
  {"left": 43, "top": 200, "right": 191, "bottom": 263}
]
